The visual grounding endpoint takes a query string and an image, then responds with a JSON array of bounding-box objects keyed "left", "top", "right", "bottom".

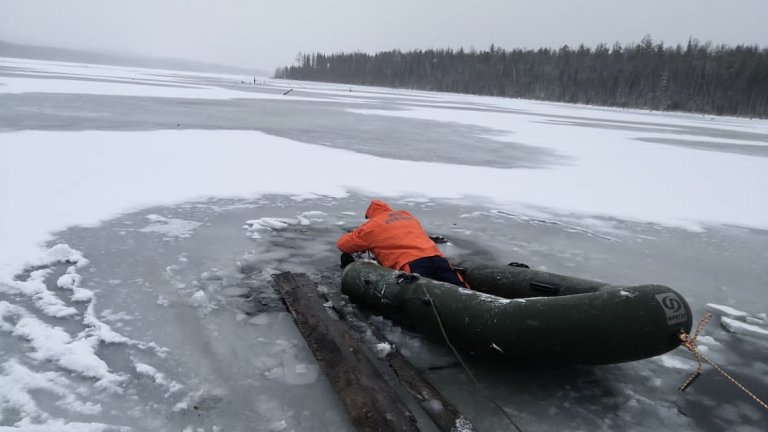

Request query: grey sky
[{"left": 2, "top": 0, "right": 767, "bottom": 72}]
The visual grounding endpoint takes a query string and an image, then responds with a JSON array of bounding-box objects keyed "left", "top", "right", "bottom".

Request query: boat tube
[{"left": 341, "top": 261, "right": 692, "bottom": 365}]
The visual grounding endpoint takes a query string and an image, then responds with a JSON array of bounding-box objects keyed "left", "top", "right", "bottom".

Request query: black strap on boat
[
  {"left": 396, "top": 272, "right": 420, "bottom": 284},
  {"left": 530, "top": 281, "right": 560, "bottom": 295},
  {"left": 420, "top": 285, "right": 525, "bottom": 432},
  {"left": 452, "top": 266, "right": 468, "bottom": 277}
]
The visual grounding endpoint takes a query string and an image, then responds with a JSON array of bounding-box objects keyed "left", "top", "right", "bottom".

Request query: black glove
[
  {"left": 340, "top": 253, "right": 355, "bottom": 269},
  {"left": 429, "top": 235, "right": 448, "bottom": 244}
]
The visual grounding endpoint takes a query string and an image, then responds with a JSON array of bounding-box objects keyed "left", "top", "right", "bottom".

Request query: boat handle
[{"left": 530, "top": 281, "right": 560, "bottom": 295}]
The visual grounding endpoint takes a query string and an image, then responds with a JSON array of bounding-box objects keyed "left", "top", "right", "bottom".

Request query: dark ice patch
[{"left": 634, "top": 137, "right": 768, "bottom": 157}]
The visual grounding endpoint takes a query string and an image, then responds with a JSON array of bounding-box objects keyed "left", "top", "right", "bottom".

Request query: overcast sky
[{"left": 2, "top": 0, "right": 767, "bottom": 72}]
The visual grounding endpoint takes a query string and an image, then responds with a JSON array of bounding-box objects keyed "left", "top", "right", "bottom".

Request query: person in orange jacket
[{"left": 337, "top": 199, "right": 468, "bottom": 288}]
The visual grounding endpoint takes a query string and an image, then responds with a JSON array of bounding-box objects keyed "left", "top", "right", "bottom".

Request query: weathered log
[
  {"left": 322, "top": 288, "right": 474, "bottom": 432},
  {"left": 272, "top": 272, "right": 419, "bottom": 432}
]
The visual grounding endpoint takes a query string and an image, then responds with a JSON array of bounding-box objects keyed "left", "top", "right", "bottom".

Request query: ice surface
[
  {"left": 0, "top": 58, "right": 342, "bottom": 103},
  {"left": 3, "top": 124, "right": 768, "bottom": 279},
  {"left": 2, "top": 57, "right": 767, "bottom": 431},
  {"left": 3, "top": 197, "right": 765, "bottom": 430},
  {"left": 697, "top": 335, "right": 721, "bottom": 346},
  {"left": 348, "top": 106, "right": 768, "bottom": 233}
]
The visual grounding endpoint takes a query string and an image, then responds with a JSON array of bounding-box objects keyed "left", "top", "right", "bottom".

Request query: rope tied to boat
[
  {"left": 677, "top": 312, "right": 711, "bottom": 392},
  {"left": 678, "top": 312, "right": 768, "bottom": 411},
  {"left": 420, "top": 285, "right": 524, "bottom": 432}
]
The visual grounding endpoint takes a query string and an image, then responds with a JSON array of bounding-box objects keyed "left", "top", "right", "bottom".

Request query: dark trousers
[{"left": 407, "top": 256, "right": 468, "bottom": 288}]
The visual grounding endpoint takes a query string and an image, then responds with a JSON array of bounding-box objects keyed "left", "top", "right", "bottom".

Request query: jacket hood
[{"left": 365, "top": 199, "right": 392, "bottom": 218}]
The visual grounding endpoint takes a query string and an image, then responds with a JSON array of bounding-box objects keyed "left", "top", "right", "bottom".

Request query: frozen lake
[{"left": 1, "top": 57, "right": 767, "bottom": 431}]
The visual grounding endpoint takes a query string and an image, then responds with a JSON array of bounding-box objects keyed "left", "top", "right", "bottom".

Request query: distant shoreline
[{"left": 275, "top": 40, "right": 768, "bottom": 119}]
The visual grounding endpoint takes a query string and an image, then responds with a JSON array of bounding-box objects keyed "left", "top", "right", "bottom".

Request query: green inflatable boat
[{"left": 341, "top": 261, "right": 692, "bottom": 365}]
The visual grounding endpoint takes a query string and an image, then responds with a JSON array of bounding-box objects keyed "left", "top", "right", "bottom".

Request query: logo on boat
[{"left": 655, "top": 293, "right": 687, "bottom": 325}]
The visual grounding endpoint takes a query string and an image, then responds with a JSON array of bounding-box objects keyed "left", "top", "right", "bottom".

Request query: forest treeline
[{"left": 274, "top": 37, "right": 768, "bottom": 118}]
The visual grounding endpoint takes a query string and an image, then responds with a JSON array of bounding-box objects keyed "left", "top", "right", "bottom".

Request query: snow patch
[
  {"left": 56, "top": 266, "right": 94, "bottom": 302},
  {"left": 98, "top": 309, "right": 135, "bottom": 322},
  {"left": 653, "top": 353, "right": 695, "bottom": 370},
  {"left": 706, "top": 303, "right": 750, "bottom": 319},
  {"left": 300, "top": 211, "right": 327, "bottom": 221},
  {"left": 454, "top": 287, "right": 513, "bottom": 306},
  {"left": 454, "top": 415, "right": 474, "bottom": 432},
  {"left": 721, "top": 316, "right": 768, "bottom": 337},
  {"left": 134, "top": 362, "right": 184, "bottom": 394},
  {"left": 139, "top": 215, "right": 202, "bottom": 238},
  {"left": 245, "top": 218, "right": 299, "bottom": 238},
  {"left": 0, "top": 244, "right": 91, "bottom": 317},
  {"left": 30, "top": 244, "right": 90, "bottom": 269},
  {"left": 244, "top": 211, "right": 326, "bottom": 238},
  {"left": 172, "top": 388, "right": 223, "bottom": 413},
  {"left": 189, "top": 290, "right": 217, "bottom": 314},
  {"left": 374, "top": 342, "right": 393, "bottom": 359},
  {"left": 0, "top": 419, "right": 117, "bottom": 432},
  {"left": 0, "top": 301, "right": 126, "bottom": 391},
  {"left": 1, "top": 268, "right": 78, "bottom": 318},
  {"left": 0, "top": 359, "right": 102, "bottom": 426}
]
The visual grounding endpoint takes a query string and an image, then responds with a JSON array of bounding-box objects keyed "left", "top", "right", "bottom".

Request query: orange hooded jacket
[{"left": 336, "top": 200, "right": 443, "bottom": 271}]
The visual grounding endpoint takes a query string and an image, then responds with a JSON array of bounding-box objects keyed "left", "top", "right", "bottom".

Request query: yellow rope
[
  {"left": 678, "top": 312, "right": 768, "bottom": 411},
  {"left": 678, "top": 313, "right": 711, "bottom": 391}
]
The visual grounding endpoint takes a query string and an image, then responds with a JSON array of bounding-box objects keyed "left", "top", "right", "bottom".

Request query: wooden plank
[
  {"left": 272, "top": 272, "right": 419, "bottom": 432},
  {"left": 323, "top": 288, "right": 475, "bottom": 432}
]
